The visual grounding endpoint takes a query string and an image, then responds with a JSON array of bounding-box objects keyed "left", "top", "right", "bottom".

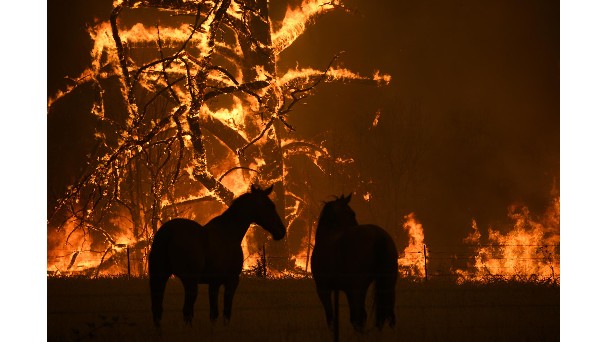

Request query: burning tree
[{"left": 47, "top": 0, "right": 390, "bottom": 275}]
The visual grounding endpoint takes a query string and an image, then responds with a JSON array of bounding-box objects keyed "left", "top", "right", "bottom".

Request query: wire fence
[
  {"left": 47, "top": 243, "right": 560, "bottom": 283},
  {"left": 47, "top": 244, "right": 560, "bottom": 339},
  {"left": 47, "top": 277, "right": 560, "bottom": 341}
]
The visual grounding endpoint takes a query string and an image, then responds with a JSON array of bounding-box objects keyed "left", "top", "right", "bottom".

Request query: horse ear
[
  {"left": 251, "top": 184, "right": 260, "bottom": 192},
  {"left": 345, "top": 193, "right": 352, "bottom": 203},
  {"left": 263, "top": 184, "right": 274, "bottom": 195}
]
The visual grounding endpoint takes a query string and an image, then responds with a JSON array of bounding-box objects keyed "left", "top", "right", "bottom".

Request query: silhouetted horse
[
  {"left": 311, "top": 194, "right": 398, "bottom": 332},
  {"left": 148, "top": 185, "right": 286, "bottom": 327}
]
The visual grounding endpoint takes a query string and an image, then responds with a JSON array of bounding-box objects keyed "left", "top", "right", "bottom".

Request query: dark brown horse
[
  {"left": 148, "top": 185, "right": 286, "bottom": 327},
  {"left": 311, "top": 194, "right": 398, "bottom": 332}
]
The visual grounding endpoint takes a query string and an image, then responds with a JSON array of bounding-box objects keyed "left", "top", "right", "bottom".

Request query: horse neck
[
  {"left": 315, "top": 215, "right": 358, "bottom": 243},
  {"left": 218, "top": 199, "right": 255, "bottom": 242},
  {"left": 342, "top": 216, "right": 358, "bottom": 227},
  {"left": 315, "top": 221, "right": 344, "bottom": 242}
]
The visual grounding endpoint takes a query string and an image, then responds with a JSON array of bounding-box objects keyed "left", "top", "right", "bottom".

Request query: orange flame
[
  {"left": 47, "top": 217, "right": 132, "bottom": 277},
  {"left": 457, "top": 196, "right": 560, "bottom": 283},
  {"left": 48, "top": 0, "right": 392, "bottom": 278},
  {"left": 272, "top": 0, "right": 342, "bottom": 53},
  {"left": 279, "top": 67, "right": 391, "bottom": 87},
  {"left": 398, "top": 213, "right": 427, "bottom": 278}
]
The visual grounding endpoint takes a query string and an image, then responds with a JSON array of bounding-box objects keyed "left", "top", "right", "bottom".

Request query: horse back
[
  {"left": 345, "top": 224, "right": 397, "bottom": 254},
  {"left": 151, "top": 218, "right": 208, "bottom": 279},
  {"left": 312, "top": 224, "right": 398, "bottom": 285},
  {"left": 341, "top": 225, "right": 397, "bottom": 269}
]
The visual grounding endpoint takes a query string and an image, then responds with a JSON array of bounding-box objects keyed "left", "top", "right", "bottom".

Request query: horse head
[
  {"left": 318, "top": 193, "right": 358, "bottom": 232},
  {"left": 249, "top": 184, "right": 286, "bottom": 240}
]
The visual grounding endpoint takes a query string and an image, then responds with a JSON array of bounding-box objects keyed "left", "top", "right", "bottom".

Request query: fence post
[
  {"left": 126, "top": 246, "right": 131, "bottom": 279},
  {"left": 423, "top": 244, "right": 427, "bottom": 281}
]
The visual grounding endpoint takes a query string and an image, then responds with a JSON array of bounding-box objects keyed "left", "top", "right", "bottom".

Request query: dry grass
[{"left": 48, "top": 276, "right": 559, "bottom": 341}]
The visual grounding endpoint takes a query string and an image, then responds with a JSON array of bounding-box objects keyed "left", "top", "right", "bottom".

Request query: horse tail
[
  {"left": 149, "top": 224, "right": 172, "bottom": 327},
  {"left": 373, "top": 233, "right": 398, "bottom": 330}
]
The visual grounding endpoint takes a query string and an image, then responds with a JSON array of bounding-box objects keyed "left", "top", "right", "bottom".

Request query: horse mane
[
  {"left": 223, "top": 190, "right": 255, "bottom": 218},
  {"left": 230, "top": 191, "right": 251, "bottom": 207},
  {"left": 223, "top": 185, "right": 271, "bottom": 217}
]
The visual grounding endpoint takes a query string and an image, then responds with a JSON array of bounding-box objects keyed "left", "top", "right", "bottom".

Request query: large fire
[
  {"left": 48, "top": 0, "right": 389, "bottom": 277},
  {"left": 47, "top": 0, "right": 558, "bottom": 284},
  {"left": 456, "top": 195, "right": 560, "bottom": 284}
]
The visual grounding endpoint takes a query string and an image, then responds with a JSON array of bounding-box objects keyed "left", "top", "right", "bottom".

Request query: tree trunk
[{"left": 238, "top": 0, "right": 289, "bottom": 271}]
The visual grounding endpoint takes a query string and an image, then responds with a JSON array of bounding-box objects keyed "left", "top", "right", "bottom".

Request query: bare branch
[
  {"left": 110, "top": 5, "right": 131, "bottom": 99},
  {"left": 49, "top": 0, "right": 390, "bottom": 276},
  {"left": 203, "top": 80, "right": 269, "bottom": 101},
  {"left": 155, "top": 24, "right": 180, "bottom": 102},
  {"left": 237, "top": 117, "right": 275, "bottom": 156},
  {"left": 218, "top": 166, "right": 260, "bottom": 183}
]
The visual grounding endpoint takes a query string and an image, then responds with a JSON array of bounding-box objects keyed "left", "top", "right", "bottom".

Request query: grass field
[{"left": 47, "top": 277, "right": 559, "bottom": 341}]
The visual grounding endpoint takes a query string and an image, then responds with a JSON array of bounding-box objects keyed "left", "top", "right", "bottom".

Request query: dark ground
[{"left": 48, "top": 277, "right": 559, "bottom": 341}]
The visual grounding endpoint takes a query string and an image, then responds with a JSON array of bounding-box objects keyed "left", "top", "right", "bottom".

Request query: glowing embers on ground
[{"left": 456, "top": 195, "right": 560, "bottom": 284}]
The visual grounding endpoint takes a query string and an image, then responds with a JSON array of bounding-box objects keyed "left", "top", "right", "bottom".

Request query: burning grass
[{"left": 49, "top": 194, "right": 559, "bottom": 282}]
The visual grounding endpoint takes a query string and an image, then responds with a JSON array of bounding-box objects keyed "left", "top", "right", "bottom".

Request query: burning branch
[{"left": 278, "top": 52, "right": 344, "bottom": 119}]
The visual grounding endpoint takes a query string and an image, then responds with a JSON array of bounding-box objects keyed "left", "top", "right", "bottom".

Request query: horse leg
[
  {"left": 180, "top": 277, "right": 198, "bottom": 326},
  {"left": 208, "top": 281, "right": 220, "bottom": 323},
  {"left": 150, "top": 272, "right": 170, "bottom": 328},
  {"left": 222, "top": 276, "right": 240, "bottom": 325},
  {"left": 346, "top": 288, "right": 367, "bottom": 333},
  {"left": 315, "top": 285, "right": 334, "bottom": 327}
]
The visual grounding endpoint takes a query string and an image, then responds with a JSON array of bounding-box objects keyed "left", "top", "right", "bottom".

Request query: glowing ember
[
  {"left": 372, "top": 111, "right": 381, "bottom": 127},
  {"left": 363, "top": 192, "right": 371, "bottom": 201}
]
